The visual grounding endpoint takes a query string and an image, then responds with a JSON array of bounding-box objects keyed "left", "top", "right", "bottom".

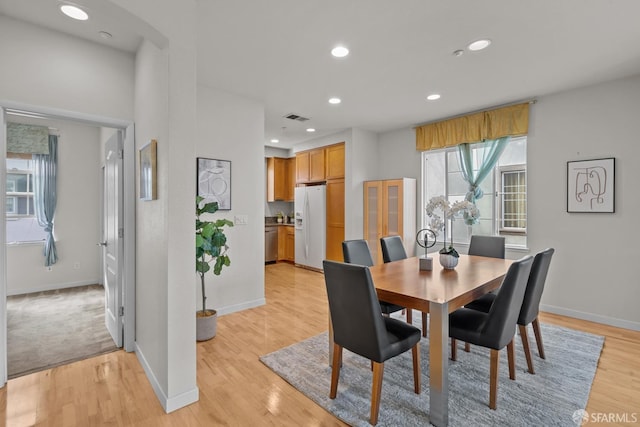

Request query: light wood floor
[{"left": 1, "top": 262, "right": 639, "bottom": 426}]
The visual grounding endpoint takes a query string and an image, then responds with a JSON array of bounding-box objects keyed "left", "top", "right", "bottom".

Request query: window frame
[
  {"left": 6, "top": 168, "right": 35, "bottom": 218},
  {"left": 422, "top": 138, "right": 527, "bottom": 249},
  {"left": 497, "top": 164, "right": 527, "bottom": 234}
]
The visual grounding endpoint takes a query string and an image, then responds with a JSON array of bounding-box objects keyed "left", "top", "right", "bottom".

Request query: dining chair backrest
[
  {"left": 519, "top": 248, "right": 555, "bottom": 326},
  {"left": 323, "top": 260, "right": 390, "bottom": 361},
  {"left": 481, "top": 255, "right": 534, "bottom": 350},
  {"left": 468, "top": 235, "right": 505, "bottom": 259},
  {"left": 342, "top": 239, "right": 375, "bottom": 267},
  {"left": 380, "top": 235, "right": 407, "bottom": 263}
]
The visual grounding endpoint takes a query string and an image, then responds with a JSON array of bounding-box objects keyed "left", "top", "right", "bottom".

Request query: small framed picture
[
  {"left": 197, "top": 157, "right": 231, "bottom": 210},
  {"left": 139, "top": 140, "right": 157, "bottom": 201},
  {"left": 567, "top": 157, "right": 615, "bottom": 213}
]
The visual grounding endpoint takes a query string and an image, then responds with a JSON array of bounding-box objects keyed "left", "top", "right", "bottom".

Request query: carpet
[
  {"left": 260, "top": 320, "right": 604, "bottom": 426},
  {"left": 7, "top": 284, "right": 118, "bottom": 379}
]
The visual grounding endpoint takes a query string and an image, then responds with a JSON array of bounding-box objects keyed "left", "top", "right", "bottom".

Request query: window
[
  {"left": 5, "top": 158, "right": 47, "bottom": 243},
  {"left": 422, "top": 136, "right": 527, "bottom": 248}
]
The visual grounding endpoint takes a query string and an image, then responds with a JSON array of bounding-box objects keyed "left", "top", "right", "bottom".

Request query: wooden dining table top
[{"left": 368, "top": 255, "right": 515, "bottom": 313}]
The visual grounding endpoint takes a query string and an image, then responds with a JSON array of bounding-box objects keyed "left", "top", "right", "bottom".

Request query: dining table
[{"left": 328, "top": 254, "right": 514, "bottom": 427}]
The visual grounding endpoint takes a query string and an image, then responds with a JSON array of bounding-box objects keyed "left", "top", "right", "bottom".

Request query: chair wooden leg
[
  {"left": 519, "top": 324, "right": 535, "bottom": 374},
  {"left": 464, "top": 342, "right": 470, "bottom": 352},
  {"left": 450, "top": 338, "right": 457, "bottom": 361},
  {"left": 412, "top": 344, "right": 421, "bottom": 394},
  {"left": 532, "top": 317, "right": 546, "bottom": 359},
  {"left": 406, "top": 309, "right": 413, "bottom": 324},
  {"left": 421, "top": 312, "right": 427, "bottom": 338},
  {"left": 370, "top": 361, "right": 384, "bottom": 425},
  {"left": 507, "top": 340, "right": 516, "bottom": 380},
  {"left": 489, "top": 349, "right": 499, "bottom": 410},
  {"left": 330, "top": 343, "right": 342, "bottom": 399}
]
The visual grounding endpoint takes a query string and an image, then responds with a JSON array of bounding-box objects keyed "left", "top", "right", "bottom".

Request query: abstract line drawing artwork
[
  {"left": 197, "top": 158, "right": 231, "bottom": 210},
  {"left": 567, "top": 158, "right": 615, "bottom": 213}
]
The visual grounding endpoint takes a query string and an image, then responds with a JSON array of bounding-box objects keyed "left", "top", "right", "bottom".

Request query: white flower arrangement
[{"left": 425, "top": 196, "right": 480, "bottom": 257}]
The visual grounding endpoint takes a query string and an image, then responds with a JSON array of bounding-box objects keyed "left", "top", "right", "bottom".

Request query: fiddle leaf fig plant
[{"left": 196, "top": 195, "right": 233, "bottom": 315}]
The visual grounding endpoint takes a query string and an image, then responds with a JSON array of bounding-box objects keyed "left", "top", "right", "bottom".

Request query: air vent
[{"left": 283, "top": 113, "right": 310, "bottom": 122}]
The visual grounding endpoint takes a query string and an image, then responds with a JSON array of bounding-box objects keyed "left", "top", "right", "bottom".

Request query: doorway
[{"left": 0, "top": 103, "right": 136, "bottom": 385}]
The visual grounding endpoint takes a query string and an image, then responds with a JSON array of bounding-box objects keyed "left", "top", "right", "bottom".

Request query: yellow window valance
[{"left": 415, "top": 102, "right": 530, "bottom": 151}]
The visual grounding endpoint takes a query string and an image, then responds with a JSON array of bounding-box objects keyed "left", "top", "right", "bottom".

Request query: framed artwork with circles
[{"left": 197, "top": 157, "right": 231, "bottom": 210}]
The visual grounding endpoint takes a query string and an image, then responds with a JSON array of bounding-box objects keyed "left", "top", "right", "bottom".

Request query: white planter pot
[
  {"left": 439, "top": 253, "right": 459, "bottom": 269},
  {"left": 196, "top": 310, "right": 217, "bottom": 341}
]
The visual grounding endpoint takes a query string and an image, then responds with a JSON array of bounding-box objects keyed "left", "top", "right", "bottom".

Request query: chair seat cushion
[
  {"left": 379, "top": 300, "right": 405, "bottom": 314},
  {"left": 376, "top": 317, "right": 421, "bottom": 362},
  {"left": 464, "top": 293, "right": 495, "bottom": 313}
]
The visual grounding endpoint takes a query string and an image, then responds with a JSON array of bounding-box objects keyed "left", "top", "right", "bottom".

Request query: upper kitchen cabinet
[
  {"left": 325, "top": 143, "right": 345, "bottom": 180},
  {"left": 267, "top": 157, "right": 294, "bottom": 202},
  {"left": 363, "top": 178, "right": 416, "bottom": 265},
  {"left": 296, "top": 142, "right": 345, "bottom": 184}
]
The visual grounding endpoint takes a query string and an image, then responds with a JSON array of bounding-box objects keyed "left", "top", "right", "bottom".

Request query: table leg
[{"left": 429, "top": 301, "right": 449, "bottom": 427}]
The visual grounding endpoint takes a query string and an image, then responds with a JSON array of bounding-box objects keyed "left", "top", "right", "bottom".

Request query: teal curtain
[
  {"left": 457, "top": 136, "right": 510, "bottom": 224},
  {"left": 33, "top": 135, "right": 58, "bottom": 266}
]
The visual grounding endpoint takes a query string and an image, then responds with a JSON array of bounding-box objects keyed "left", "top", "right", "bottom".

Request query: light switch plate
[{"left": 234, "top": 215, "right": 248, "bottom": 225}]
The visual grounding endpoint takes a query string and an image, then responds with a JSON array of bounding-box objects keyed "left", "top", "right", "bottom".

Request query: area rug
[
  {"left": 7, "top": 285, "right": 118, "bottom": 379},
  {"left": 260, "top": 321, "right": 604, "bottom": 426}
]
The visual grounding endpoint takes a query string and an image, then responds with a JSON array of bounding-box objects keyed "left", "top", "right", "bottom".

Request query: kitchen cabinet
[
  {"left": 295, "top": 142, "right": 344, "bottom": 184},
  {"left": 267, "top": 157, "right": 294, "bottom": 202},
  {"left": 325, "top": 178, "right": 344, "bottom": 262},
  {"left": 277, "top": 225, "right": 295, "bottom": 262},
  {"left": 325, "top": 143, "right": 345, "bottom": 180},
  {"left": 363, "top": 178, "right": 416, "bottom": 265},
  {"left": 286, "top": 157, "right": 295, "bottom": 201}
]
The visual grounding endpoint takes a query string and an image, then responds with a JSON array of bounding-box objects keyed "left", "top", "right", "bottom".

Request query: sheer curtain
[
  {"left": 457, "top": 136, "right": 510, "bottom": 225},
  {"left": 33, "top": 134, "right": 58, "bottom": 266}
]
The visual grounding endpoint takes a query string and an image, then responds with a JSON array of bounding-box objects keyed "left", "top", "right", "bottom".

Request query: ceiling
[{"left": 2, "top": 1, "right": 640, "bottom": 150}]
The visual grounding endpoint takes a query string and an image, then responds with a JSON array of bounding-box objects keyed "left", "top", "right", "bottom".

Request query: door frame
[{"left": 0, "top": 101, "right": 136, "bottom": 386}]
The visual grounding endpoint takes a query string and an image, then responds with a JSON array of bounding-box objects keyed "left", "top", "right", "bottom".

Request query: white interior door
[{"left": 103, "top": 131, "right": 123, "bottom": 347}]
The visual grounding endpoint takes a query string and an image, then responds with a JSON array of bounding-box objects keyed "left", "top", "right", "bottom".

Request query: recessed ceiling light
[
  {"left": 468, "top": 39, "right": 491, "bottom": 51},
  {"left": 328, "top": 97, "right": 341, "bottom": 105},
  {"left": 99, "top": 31, "right": 113, "bottom": 39},
  {"left": 270, "top": 139, "right": 279, "bottom": 143},
  {"left": 306, "top": 128, "right": 316, "bottom": 133},
  {"left": 452, "top": 49, "right": 464, "bottom": 57},
  {"left": 60, "top": 4, "right": 89, "bottom": 21},
  {"left": 331, "top": 46, "right": 349, "bottom": 58},
  {"left": 427, "top": 94, "right": 441, "bottom": 101}
]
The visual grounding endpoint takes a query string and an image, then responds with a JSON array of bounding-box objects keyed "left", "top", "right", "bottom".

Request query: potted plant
[
  {"left": 196, "top": 195, "right": 233, "bottom": 341},
  {"left": 425, "top": 196, "right": 479, "bottom": 269}
]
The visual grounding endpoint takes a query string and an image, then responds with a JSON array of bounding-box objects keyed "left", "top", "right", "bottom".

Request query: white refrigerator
[{"left": 294, "top": 185, "right": 326, "bottom": 270}]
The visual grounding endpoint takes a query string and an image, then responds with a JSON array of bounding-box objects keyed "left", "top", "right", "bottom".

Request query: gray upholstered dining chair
[
  {"left": 449, "top": 255, "right": 534, "bottom": 410},
  {"left": 342, "top": 240, "right": 406, "bottom": 318},
  {"left": 464, "top": 248, "right": 555, "bottom": 374},
  {"left": 468, "top": 235, "right": 506, "bottom": 259},
  {"left": 463, "top": 235, "right": 506, "bottom": 352},
  {"left": 323, "top": 260, "right": 421, "bottom": 425},
  {"left": 379, "top": 236, "right": 429, "bottom": 337}
]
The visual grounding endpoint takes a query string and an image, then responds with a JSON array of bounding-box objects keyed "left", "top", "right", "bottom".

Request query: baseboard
[
  {"left": 540, "top": 303, "right": 640, "bottom": 332},
  {"left": 216, "top": 298, "right": 266, "bottom": 316},
  {"left": 134, "top": 343, "right": 200, "bottom": 413},
  {"left": 7, "top": 280, "right": 102, "bottom": 296}
]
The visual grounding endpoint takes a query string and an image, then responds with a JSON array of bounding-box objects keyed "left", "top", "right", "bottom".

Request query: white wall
[
  {"left": 528, "top": 74, "right": 640, "bottom": 330},
  {"left": 197, "top": 85, "right": 266, "bottom": 315},
  {"left": 0, "top": 16, "right": 134, "bottom": 120},
  {"left": 7, "top": 118, "right": 102, "bottom": 295},
  {"left": 120, "top": 0, "right": 200, "bottom": 410},
  {"left": 377, "top": 74, "right": 640, "bottom": 330}
]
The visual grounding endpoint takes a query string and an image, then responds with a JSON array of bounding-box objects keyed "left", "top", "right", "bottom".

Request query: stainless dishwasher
[{"left": 265, "top": 226, "right": 278, "bottom": 263}]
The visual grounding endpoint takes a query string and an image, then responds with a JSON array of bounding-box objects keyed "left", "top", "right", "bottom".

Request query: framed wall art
[
  {"left": 139, "top": 139, "right": 157, "bottom": 201},
  {"left": 567, "top": 157, "right": 615, "bottom": 213},
  {"left": 197, "top": 157, "right": 231, "bottom": 210}
]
